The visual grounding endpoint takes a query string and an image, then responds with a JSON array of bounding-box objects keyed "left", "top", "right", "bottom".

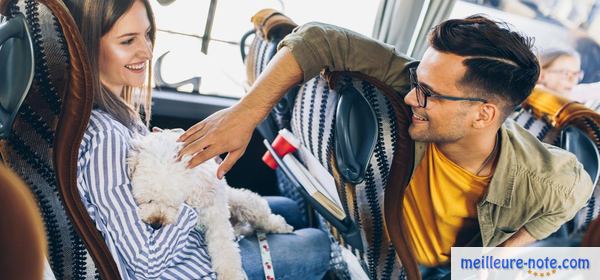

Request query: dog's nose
[{"left": 150, "top": 222, "right": 163, "bottom": 230}]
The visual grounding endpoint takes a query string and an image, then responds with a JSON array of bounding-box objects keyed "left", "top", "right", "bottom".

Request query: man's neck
[{"left": 434, "top": 130, "right": 500, "bottom": 176}]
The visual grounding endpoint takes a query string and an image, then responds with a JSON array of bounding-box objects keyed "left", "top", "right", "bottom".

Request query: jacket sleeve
[
  {"left": 524, "top": 159, "right": 594, "bottom": 240},
  {"left": 278, "top": 22, "right": 416, "bottom": 92}
]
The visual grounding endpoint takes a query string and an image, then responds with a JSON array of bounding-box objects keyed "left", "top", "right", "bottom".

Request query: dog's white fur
[{"left": 127, "top": 129, "right": 293, "bottom": 280}]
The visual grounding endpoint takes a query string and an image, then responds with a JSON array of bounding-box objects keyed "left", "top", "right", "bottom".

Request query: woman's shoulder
[{"left": 81, "top": 109, "right": 134, "bottom": 147}]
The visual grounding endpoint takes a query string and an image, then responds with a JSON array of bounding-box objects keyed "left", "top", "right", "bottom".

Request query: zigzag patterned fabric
[
  {"left": 584, "top": 100, "right": 600, "bottom": 113},
  {"left": 512, "top": 109, "right": 600, "bottom": 235},
  {"left": 291, "top": 75, "right": 406, "bottom": 280},
  {"left": 243, "top": 15, "right": 309, "bottom": 228},
  {"left": 1, "top": 1, "right": 98, "bottom": 279},
  {"left": 246, "top": 37, "right": 278, "bottom": 85},
  {"left": 512, "top": 110, "right": 554, "bottom": 143}
]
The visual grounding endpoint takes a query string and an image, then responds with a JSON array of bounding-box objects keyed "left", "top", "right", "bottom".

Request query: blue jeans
[
  {"left": 240, "top": 196, "right": 331, "bottom": 280},
  {"left": 420, "top": 264, "right": 450, "bottom": 280}
]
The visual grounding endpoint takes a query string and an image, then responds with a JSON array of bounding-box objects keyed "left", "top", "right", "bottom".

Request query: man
[{"left": 177, "top": 15, "right": 593, "bottom": 275}]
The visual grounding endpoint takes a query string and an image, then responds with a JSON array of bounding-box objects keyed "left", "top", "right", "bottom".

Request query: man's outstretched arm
[
  {"left": 178, "top": 23, "right": 414, "bottom": 177},
  {"left": 177, "top": 47, "right": 302, "bottom": 178}
]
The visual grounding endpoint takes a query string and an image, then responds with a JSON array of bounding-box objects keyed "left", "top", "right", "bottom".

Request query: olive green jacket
[{"left": 279, "top": 22, "right": 593, "bottom": 247}]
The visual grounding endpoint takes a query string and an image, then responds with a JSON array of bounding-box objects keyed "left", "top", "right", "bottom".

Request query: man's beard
[{"left": 408, "top": 124, "right": 463, "bottom": 143}]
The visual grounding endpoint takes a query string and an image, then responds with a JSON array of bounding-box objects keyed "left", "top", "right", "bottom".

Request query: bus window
[{"left": 150, "top": 0, "right": 380, "bottom": 99}]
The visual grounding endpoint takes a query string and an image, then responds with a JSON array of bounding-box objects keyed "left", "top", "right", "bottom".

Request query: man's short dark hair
[{"left": 429, "top": 15, "right": 540, "bottom": 116}]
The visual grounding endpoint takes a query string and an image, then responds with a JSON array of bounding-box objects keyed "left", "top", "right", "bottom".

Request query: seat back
[
  {"left": 243, "top": 8, "right": 296, "bottom": 87},
  {"left": 513, "top": 86, "right": 600, "bottom": 234},
  {"left": 0, "top": 0, "right": 119, "bottom": 279},
  {"left": 290, "top": 71, "right": 416, "bottom": 279},
  {"left": 242, "top": 10, "right": 316, "bottom": 230},
  {"left": 242, "top": 8, "right": 297, "bottom": 141}
]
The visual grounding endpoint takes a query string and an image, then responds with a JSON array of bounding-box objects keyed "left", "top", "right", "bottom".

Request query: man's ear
[{"left": 472, "top": 103, "right": 498, "bottom": 129}]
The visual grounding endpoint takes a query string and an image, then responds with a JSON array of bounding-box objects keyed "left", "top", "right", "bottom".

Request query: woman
[
  {"left": 64, "top": 0, "right": 330, "bottom": 279},
  {"left": 537, "top": 48, "right": 584, "bottom": 96}
]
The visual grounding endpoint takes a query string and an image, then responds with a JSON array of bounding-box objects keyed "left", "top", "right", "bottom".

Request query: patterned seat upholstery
[
  {"left": 242, "top": 10, "right": 419, "bottom": 279},
  {"left": 242, "top": 8, "right": 297, "bottom": 142},
  {"left": 289, "top": 71, "right": 416, "bottom": 279},
  {"left": 513, "top": 86, "right": 600, "bottom": 237},
  {"left": 0, "top": 0, "right": 119, "bottom": 279},
  {"left": 242, "top": 9, "right": 317, "bottom": 227}
]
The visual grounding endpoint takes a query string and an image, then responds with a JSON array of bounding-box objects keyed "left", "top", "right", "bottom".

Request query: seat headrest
[
  {"left": 250, "top": 8, "right": 296, "bottom": 41},
  {"left": 525, "top": 86, "right": 600, "bottom": 128},
  {"left": 0, "top": 13, "right": 33, "bottom": 138}
]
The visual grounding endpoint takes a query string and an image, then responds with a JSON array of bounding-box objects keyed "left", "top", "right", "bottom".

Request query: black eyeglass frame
[{"left": 408, "top": 68, "right": 488, "bottom": 108}]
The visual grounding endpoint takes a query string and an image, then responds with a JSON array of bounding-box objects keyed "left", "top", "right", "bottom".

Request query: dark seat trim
[{"left": 37, "top": 0, "right": 121, "bottom": 278}]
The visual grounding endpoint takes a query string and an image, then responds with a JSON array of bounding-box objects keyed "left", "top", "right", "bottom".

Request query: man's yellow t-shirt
[{"left": 402, "top": 143, "right": 491, "bottom": 267}]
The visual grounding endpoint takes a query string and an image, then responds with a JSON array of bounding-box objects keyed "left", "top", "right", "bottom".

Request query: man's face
[{"left": 404, "top": 48, "right": 481, "bottom": 143}]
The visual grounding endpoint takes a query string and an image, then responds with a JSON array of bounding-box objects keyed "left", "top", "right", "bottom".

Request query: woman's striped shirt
[{"left": 76, "top": 109, "right": 216, "bottom": 279}]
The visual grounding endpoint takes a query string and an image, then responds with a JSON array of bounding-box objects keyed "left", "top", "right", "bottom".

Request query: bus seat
[
  {"left": 0, "top": 0, "right": 120, "bottom": 279},
  {"left": 241, "top": 9, "right": 312, "bottom": 231},
  {"left": 513, "top": 86, "right": 600, "bottom": 238},
  {"left": 242, "top": 8, "right": 296, "bottom": 89},
  {"left": 0, "top": 164, "right": 47, "bottom": 280},
  {"left": 286, "top": 70, "right": 418, "bottom": 279},
  {"left": 242, "top": 8, "right": 298, "bottom": 142}
]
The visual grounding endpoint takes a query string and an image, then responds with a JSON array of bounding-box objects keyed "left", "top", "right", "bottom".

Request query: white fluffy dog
[{"left": 127, "top": 129, "right": 293, "bottom": 280}]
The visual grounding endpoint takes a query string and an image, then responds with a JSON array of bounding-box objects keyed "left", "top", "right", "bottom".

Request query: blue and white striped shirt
[{"left": 77, "top": 109, "right": 216, "bottom": 280}]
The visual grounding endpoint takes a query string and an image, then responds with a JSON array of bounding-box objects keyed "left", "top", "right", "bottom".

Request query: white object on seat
[{"left": 43, "top": 258, "right": 56, "bottom": 280}]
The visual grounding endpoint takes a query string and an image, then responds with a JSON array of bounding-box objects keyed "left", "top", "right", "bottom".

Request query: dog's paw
[
  {"left": 233, "top": 222, "right": 254, "bottom": 237},
  {"left": 265, "top": 214, "right": 294, "bottom": 233}
]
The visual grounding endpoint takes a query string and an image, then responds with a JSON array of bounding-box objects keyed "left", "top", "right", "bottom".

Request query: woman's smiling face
[{"left": 99, "top": 0, "right": 153, "bottom": 95}]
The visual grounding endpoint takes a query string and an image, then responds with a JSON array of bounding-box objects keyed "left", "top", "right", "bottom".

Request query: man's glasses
[
  {"left": 545, "top": 69, "right": 585, "bottom": 82},
  {"left": 409, "top": 68, "right": 488, "bottom": 108}
]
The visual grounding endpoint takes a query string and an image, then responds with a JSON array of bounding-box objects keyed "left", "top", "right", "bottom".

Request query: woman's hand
[{"left": 177, "top": 104, "right": 263, "bottom": 179}]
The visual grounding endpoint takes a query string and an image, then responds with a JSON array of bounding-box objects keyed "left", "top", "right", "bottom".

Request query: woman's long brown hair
[{"left": 64, "top": 0, "right": 156, "bottom": 127}]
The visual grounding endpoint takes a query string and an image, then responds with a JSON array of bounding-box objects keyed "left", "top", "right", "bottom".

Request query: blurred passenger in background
[{"left": 537, "top": 48, "right": 583, "bottom": 96}]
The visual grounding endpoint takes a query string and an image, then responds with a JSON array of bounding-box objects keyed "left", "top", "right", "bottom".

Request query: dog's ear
[
  {"left": 126, "top": 152, "right": 138, "bottom": 176},
  {"left": 127, "top": 134, "right": 144, "bottom": 176}
]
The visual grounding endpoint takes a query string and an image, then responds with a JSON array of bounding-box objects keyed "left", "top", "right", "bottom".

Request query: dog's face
[
  {"left": 128, "top": 129, "right": 190, "bottom": 229},
  {"left": 135, "top": 196, "right": 180, "bottom": 229}
]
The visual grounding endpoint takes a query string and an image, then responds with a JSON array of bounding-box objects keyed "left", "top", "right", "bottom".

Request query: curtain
[{"left": 372, "top": 0, "right": 457, "bottom": 59}]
